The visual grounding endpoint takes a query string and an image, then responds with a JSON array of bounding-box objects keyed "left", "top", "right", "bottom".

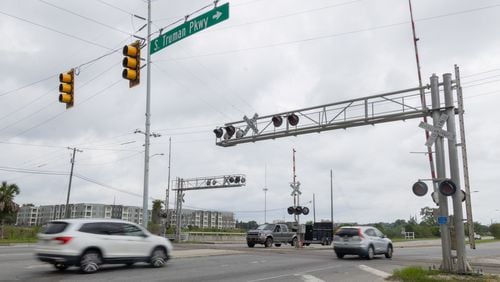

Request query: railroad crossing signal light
[
  {"left": 59, "top": 68, "right": 75, "bottom": 109},
  {"left": 302, "top": 207, "right": 310, "bottom": 215},
  {"left": 122, "top": 40, "right": 141, "bottom": 88},
  {"left": 213, "top": 128, "right": 223, "bottom": 138},
  {"left": 272, "top": 115, "right": 283, "bottom": 127},
  {"left": 224, "top": 125, "right": 236, "bottom": 139},
  {"left": 412, "top": 181, "right": 428, "bottom": 197},
  {"left": 439, "top": 179, "right": 457, "bottom": 196},
  {"left": 287, "top": 113, "right": 299, "bottom": 126}
]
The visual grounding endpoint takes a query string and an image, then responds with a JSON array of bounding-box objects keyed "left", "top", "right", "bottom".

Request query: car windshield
[
  {"left": 40, "top": 222, "right": 69, "bottom": 234},
  {"left": 257, "top": 224, "right": 275, "bottom": 231}
]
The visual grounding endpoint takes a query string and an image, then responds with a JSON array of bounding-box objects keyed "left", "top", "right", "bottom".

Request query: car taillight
[
  {"left": 358, "top": 229, "right": 365, "bottom": 239},
  {"left": 54, "top": 236, "right": 73, "bottom": 244}
]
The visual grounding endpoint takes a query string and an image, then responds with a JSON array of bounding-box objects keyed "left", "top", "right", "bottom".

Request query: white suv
[
  {"left": 333, "top": 226, "right": 393, "bottom": 259},
  {"left": 35, "top": 218, "right": 173, "bottom": 273}
]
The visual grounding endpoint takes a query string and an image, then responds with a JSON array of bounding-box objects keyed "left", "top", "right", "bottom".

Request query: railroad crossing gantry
[{"left": 212, "top": 67, "right": 473, "bottom": 273}]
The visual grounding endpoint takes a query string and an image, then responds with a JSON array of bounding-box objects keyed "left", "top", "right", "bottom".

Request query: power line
[
  {"left": 97, "top": 0, "right": 141, "bottom": 17},
  {"left": 8, "top": 78, "right": 122, "bottom": 140},
  {"left": 0, "top": 61, "right": 120, "bottom": 138},
  {"left": 151, "top": 63, "right": 232, "bottom": 119},
  {"left": 0, "top": 10, "right": 113, "bottom": 50},
  {"left": 38, "top": 0, "right": 133, "bottom": 36},
  {"left": 0, "top": 74, "right": 57, "bottom": 98},
  {"left": 206, "top": 0, "right": 360, "bottom": 34},
  {"left": 155, "top": 3, "right": 500, "bottom": 62},
  {"left": 0, "top": 165, "right": 153, "bottom": 200}
]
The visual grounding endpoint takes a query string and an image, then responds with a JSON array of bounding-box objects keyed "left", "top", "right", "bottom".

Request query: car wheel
[
  {"left": 79, "top": 250, "right": 102, "bottom": 274},
  {"left": 247, "top": 242, "right": 255, "bottom": 248},
  {"left": 264, "top": 237, "right": 273, "bottom": 248},
  {"left": 275, "top": 243, "right": 281, "bottom": 247},
  {"left": 54, "top": 263, "right": 69, "bottom": 271},
  {"left": 291, "top": 237, "right": 298, "bottom": 247},
  {"left": 150, "top": 247, "right": 167, "bottom": 268},
  {"left": 366, "top": 246, "right": 375, "bottom": 260},
  {"left": 385, "top": 245, "right": 393, "bottom": 259},
  {"left": 335, "top": 252, "right": 344, "bottom": 259}
]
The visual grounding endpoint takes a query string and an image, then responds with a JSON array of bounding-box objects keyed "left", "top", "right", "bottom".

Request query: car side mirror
[{"left": 381, "top": 234, "right": 386, "bottom": 238}]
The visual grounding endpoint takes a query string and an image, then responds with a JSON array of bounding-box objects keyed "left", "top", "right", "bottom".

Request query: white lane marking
[
  {"left": 358, "top": 264, "right": 391, "bottom": 279},
  {"left": 247, "top": 265, "right": 340, "bottom": 282},
  {"left": 298, "top": 274, "right": 325, "bottom": 282}
]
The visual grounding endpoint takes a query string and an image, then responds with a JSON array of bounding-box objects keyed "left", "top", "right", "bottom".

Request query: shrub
[{"left": 490, "top": 224, "right": 500, "bottom": 239}]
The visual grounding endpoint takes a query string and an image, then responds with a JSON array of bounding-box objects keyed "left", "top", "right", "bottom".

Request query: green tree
[
  {"left": 490, "top": 224, "right": 500, "bottom": 239},
  {"left": 0, "top": 181, "right": 20, "bottom": 239},
  {"left": 420, "top": 206, "right": 437, "bottom": 226},
  {"left": 151, "top": 199, "right": 163, "bottom": 225}
]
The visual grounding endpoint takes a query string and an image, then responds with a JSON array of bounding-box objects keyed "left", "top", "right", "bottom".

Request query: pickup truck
[{"left": 246, "top": 223, "right": 298, "bottom": 248}]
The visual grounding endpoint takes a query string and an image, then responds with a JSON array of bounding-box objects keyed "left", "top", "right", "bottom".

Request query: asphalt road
[{"left": 0, "top": 242, "right": 499, "bottom": 281}]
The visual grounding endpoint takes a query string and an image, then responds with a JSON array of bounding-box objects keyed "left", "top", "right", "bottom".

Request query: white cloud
[{"left": 1, "top": 0, "right": 500, "bottom": 226}]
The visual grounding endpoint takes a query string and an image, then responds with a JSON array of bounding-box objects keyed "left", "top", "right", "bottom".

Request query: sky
[{"left": 1, "top": 0, "right": 500, "bottom": 226}]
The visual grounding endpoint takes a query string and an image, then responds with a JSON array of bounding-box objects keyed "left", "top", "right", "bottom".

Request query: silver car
[{"left": 333, "top": 226, "right": 393, "bottom": 259}]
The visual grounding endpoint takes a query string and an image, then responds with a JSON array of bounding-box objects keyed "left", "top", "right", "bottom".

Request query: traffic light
[
  {"left": 58, "top": 68, "right": 75, "bottom": 109},
  {"left": 122, "top": 40, "right": 141, "bottom": 88}
]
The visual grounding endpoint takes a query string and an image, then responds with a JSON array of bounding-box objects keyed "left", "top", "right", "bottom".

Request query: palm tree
[
  {"left": 151, "top": 199, "right": 164, "bottom": 225},
  {"left": 0, "top": 181, "right": 20, "bottom": 239}
]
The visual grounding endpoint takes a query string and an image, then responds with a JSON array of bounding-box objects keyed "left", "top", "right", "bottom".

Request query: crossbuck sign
[{"left": 419, "top": 113, "right": 455, "bottom": 147}]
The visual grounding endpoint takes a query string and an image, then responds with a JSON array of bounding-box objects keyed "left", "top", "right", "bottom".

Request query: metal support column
[
  {"left": 454, "top": 65, "right": 475, "bottom": 249},
  {"left": 430, "top": 74, "right": 452, "bottom": 271},
  {"left": 443, "top": 73, "right": 468, "bottom": 273}
]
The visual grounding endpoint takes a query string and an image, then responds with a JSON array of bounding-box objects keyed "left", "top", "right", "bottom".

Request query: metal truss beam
[
  {"left": 172, "top": 174, "right": 246, "bottom": 191},
  {"left": 215, "top": 84, "right": 444, "bottom": 147}
]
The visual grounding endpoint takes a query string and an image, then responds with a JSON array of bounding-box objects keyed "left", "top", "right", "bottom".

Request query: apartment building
[{"left": 16, "top": 203, "right": 146, "bottom": 226}]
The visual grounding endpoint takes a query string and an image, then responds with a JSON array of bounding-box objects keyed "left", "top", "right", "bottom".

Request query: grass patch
[
  {"left": 391, "top": 238, "right": 438, "bottom": 243},
  {"left": 0, "top": 238, "right": 37, "bottom": 244},
  {"left": 475, "top": 239, "right": 500, "bottom": 245},
  {"left": 389, "top": 266, "right": 441, "bottom": 282},
  {"left": 388, "top": 266, "right": 500, "bottom": 282}
]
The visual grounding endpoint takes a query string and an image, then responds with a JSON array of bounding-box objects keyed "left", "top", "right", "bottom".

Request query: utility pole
[
  {"left": 141, "top": 0, "right": 153, "bottom": 228},
  {"left": 263, "top": 164, "right": 268, "bottom": 223},
  {"left": 164, "top": 137, "right": 172, "bottom": 235},
  {"left": 330, "top": 169, "right": 334, "bottom": 230},
  {"left": 313, "top": 193, "right": 316, "bottom": 224},
  {"left": 65, "top": 147, "right": 82, "bottom": 219},
  {"left": 263, "top": 187, "right": 268, "bottom": 223},
  {"left": 175, "top": 178, "right": 183, "bottom": 243}
]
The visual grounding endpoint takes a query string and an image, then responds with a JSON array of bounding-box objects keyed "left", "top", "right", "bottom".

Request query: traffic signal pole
[{"left": 141, "top": 0, "right": 152, "bottom": 228}]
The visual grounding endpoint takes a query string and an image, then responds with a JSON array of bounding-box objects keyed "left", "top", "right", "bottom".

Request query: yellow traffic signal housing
[
  {"left": 59, "top": 68, "right": 74, "bottom": 109},
  {"left": 122, "top": 40, "right": 141, "bottom": 88}
]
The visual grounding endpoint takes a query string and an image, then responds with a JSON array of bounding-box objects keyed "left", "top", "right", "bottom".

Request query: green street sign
[{"left": 150, "top": 3, "right": 229, "bottom": 55}]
